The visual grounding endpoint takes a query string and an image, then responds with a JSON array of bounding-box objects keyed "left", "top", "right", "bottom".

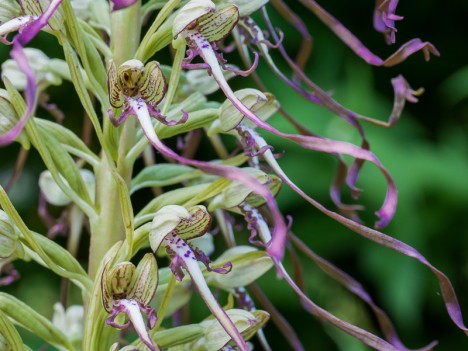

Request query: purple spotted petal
[
  {"left": 106, "top": 299, "right": 160, "bottom": 351},
  {"left": 298, "top": 0, "right": 439, "bottom": 66},
  {"left": 374, "top": 0, "right": 403, "bottom": 44},
  {"left": 163, "top": 232, "right": 249, "bottom": 350},
  {"left": 110, "top": 0, "right": 138, "bottom": 11},
  {"left": 289, "top": 233, "right": 438, "bottom": 351},
  {"left": 0, "top": 43, "right": 37, "bottom": 146}
]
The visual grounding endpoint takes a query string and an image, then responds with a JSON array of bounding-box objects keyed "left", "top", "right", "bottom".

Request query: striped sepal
[
  {"left": 139, "top": 61, "right": 167, "bottom": 106},
  {"left": 198, "top": 4, "right": 239, "bottom": 43},
  {"left": 107, "top": 60, "right": 124, "bottom": 108}
]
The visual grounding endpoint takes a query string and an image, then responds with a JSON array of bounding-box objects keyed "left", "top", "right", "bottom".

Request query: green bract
[{"left": 0, "top": 210, "right": 17, "bottom": 259}]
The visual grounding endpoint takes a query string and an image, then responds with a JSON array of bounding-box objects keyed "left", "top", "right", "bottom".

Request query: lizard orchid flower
[
  {"left": 101, "top": 253, "right": 160, "bottom": 351},
  {"left": 149, "top": 205, "right": 249, "bottom": 351},
  {"left": 107, "top": 59, "right": 188, "bottom": 128}
]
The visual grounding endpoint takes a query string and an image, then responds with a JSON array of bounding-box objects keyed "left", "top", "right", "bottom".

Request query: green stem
[{"left": 88, "top": 1, "right": 142, "bottom": 279}]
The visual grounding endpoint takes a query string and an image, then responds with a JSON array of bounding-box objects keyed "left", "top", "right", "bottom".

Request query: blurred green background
[{"left": 1, "top": 0, "right": 468, "bottom": 350}]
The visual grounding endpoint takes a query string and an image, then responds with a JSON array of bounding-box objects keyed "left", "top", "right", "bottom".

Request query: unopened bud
[
  {"left": 38, "top": 169, "right": 95, "bottom": 206},
  {"left": 212, "top": 88, "right": 279, "bottom": 134},
  {"left": 1, "top": 48, "right": 62, "bottom": 90},
  {"left": 186, "top": 68, "right": 236, "bottom": 96}
]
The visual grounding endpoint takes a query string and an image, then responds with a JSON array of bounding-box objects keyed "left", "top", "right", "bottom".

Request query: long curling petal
[
  {"left": 297, "top": 0, "right": 439, "bottom": 66},
  {"left": 0, "top": 43, "right": 37, "bottom": 146}
]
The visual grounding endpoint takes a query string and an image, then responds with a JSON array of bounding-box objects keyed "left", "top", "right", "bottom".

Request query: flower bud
[
  {"left": 1, "top": 48, "right": 62, "bottom": 90},
  {"left": 206, "top": 246, "right": 273, "bottom": 288},
  {"left": 210, "top": 88, "right": 279, "bottom": 134},
  {"left": 186, "top": 68, "right": 236, "bottom": 96},
  {"left": 39, "top": 169, "right": 95, "bottom": 206},
  {"left": 208, "top": 168, "right": 281, "bottom": 212},
  {"left": 0, "top": 210, "right": 17, "bottom": 259},
  {"left": 198, "top": 309, "right": 269, "bottom": 350},
  {"left": 101, "top": 254, "right": 158, "bottom": 313}
]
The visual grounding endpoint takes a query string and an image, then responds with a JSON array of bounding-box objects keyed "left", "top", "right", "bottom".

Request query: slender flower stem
[{"left": 89, "top": 1, "right": 142, "bottom": 279}]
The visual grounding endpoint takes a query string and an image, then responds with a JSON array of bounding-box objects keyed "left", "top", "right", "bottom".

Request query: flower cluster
[{"left": 0, "top": 0, "right": 466, "bottom": 350}]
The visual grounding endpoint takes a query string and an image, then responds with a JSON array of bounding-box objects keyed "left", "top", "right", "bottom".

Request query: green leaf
[
  {"left": 35, "top": 119, "right": 99, "bottom": 166},
  {"left": 130, "top": 164, "right": 201, "bottom": 194},
  {"left": 0, "top": 310, "right": 24, "bottom": 351},
  {"left": 183, "top": 178, "right": 232, "bottom": 207},
  {"left": 156, "top": 108, "right": 219, "bottom": 139},
  {"left": 0, "top": 293, "right": 74, "bottom": 351},
  {"left": 39, "top": 130, "right": 94, "bottom": 207},
  {"left": 0, "top": 186, "right": 92, "bottom": 293},
  {"left": 110, "top": 169, "right": 135, "bottom": 257},
  {"left": 206, "top": 246, "right": 273, "bottom": 289}
]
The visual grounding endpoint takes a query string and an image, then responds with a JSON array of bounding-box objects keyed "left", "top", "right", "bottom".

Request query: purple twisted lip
[{"left": 1, "top": 0, "right": 63, "bottom": 146}]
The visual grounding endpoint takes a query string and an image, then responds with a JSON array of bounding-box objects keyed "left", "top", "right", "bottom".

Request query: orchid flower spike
[
  {"left": 107, "top": 59, "right": 187, "bottom": 127},
  {"left": 149, "top": 205, "right": 250, "bottom": 351},
  {"left": 101, "top": 253, "right": 160, "bottom": 351}
]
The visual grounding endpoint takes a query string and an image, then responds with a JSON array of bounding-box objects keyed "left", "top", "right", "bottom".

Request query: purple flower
[
  {"left": 101, "top": 253, "right": 160, "bottom": 351},
  {"left": 149, "top": 205, "right": 250, "bottom": 351}
]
